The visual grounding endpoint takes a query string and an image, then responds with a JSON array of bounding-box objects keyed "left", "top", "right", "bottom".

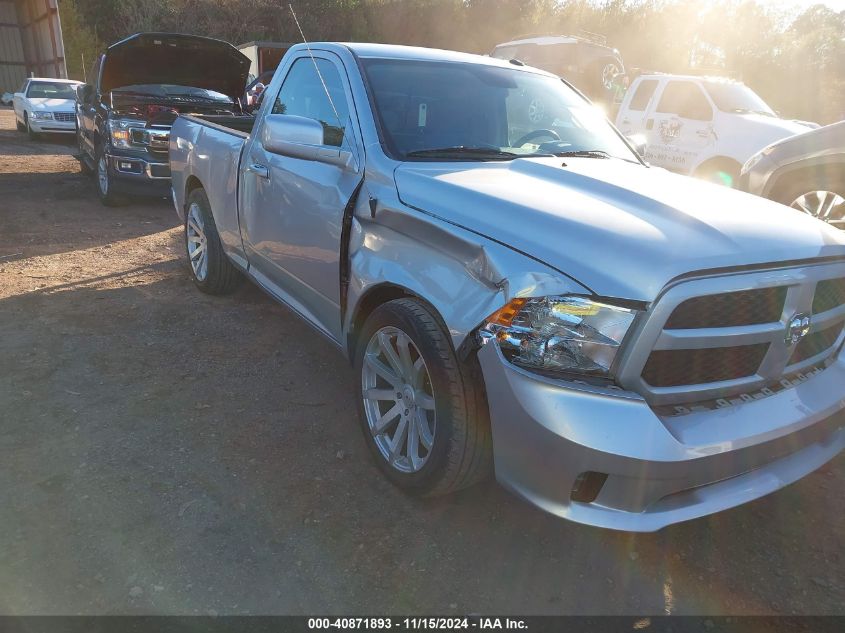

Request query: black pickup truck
[{"left": 75, "top": 33, "right": 251, "bottom": 206}]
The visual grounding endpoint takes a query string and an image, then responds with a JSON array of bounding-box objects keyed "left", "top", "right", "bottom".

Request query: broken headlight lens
[{"left": 482, "top": 296, "right": 637, "bottom": 379}]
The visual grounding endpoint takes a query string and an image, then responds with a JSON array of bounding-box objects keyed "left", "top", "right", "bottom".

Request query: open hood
[{"left": 100, "top": 33, "right": 251, "bottom": 100}]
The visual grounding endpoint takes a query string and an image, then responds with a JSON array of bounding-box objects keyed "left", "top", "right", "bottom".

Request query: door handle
[
  {"left": 645, "top": 119, "right": 654, "bottom": 130},
  {"left": 621, "top": 118, "right": 631, "bottom": 125},
  {"left": 696, "top": 129, "right": 711, "bottom": 138},
  {"left": 247, "top": 163, "right": 270, "bottom": 180}
]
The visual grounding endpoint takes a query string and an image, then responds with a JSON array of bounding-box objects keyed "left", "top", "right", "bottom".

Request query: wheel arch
[
  {"left": 346, "top": 283, "right": 449, "bottom": 360},
  {"left": 692, "top": 156, "right": 743, "bottom": 185},
  {"left": 767, "top": 160, "right": 845, "bottom": 204}
]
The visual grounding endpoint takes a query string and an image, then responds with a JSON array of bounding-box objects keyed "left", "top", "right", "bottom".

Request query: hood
[
  {"left": 101, "top": 33, "right": 250, "bottom": 100},
  {"left": 766, "top": 120, "right": 845, "bottom": 165},
  {"left": 735, "top": 113, "right": 811, "bottom": 140},
  {"left": 29, "top": 97, "right": 75, "bottom": 110},
  {"left": 395, "top": 157, "right": 845, "bottom": 302}
]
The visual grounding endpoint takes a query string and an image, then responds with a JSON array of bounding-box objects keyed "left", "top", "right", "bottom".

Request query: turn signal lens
[{"left": 486, "top": 298, "right": 528, "bottom": 326}]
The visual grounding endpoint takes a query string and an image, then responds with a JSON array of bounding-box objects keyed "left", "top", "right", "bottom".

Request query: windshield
[
  {"left": 27, "top": 82, "right": 78, "bottom": 99},
  {"left": 111, "top": 84, "right": 232, "bottom": 102},
  {"left": 361, "top": 59, "right": 637, "bottom": 162},
  {"left": 702, "top": 82, "right": 775, "bottom": 115}
]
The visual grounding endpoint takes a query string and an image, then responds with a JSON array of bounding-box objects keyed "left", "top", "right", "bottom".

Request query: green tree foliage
[{"left": 59, "top": 0, "right": 845, "bottom": 123}]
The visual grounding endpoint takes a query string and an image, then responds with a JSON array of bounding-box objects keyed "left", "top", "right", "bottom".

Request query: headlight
[
  {"left": 31, "top": 111, "right": 53, "bottom": 120},
  {"left": 740, "top": 152, "right": 764, "bottom": 176},
  {"left": 481, "top": 296, "right": 637, "bottom": 379},
  {"left": 741, "top": 146, "right": 775, "bottom": 176},
  {"left": 108, "top": 118, "right": 139, "bottom": 149}
]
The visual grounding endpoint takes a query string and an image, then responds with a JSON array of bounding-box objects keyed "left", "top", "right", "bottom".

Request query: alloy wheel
[
  {"left": 97, "top": 156, "right": 109, "bottom": 196},
  {"left": 361, "top": 326, "right": 436, "bottom": 473},
  {"left": 791, "top": 190, "right": 845, "bottom": 228},
  {"left": 186, "top": 202, "right": 209, "bottom": 281}
]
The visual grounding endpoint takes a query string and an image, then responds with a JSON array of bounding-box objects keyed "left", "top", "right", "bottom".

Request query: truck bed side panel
[{"left": 170, "top": 115, "right": 249, "bottom": 269}]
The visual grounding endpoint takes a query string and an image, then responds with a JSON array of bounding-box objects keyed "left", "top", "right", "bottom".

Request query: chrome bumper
[{"left": 478, "top": 342, "right": 845, "bottom": 532}]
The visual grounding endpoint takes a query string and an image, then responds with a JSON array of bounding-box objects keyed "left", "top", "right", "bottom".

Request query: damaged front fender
[{"left": 344, "top": 195, "right": 590, "bottom": 354}]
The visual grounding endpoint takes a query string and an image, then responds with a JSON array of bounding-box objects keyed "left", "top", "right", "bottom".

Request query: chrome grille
[
  {"left": 618, "top": 263, "right": 845, "bottom": 407},
  {"left": 53, "top": 111, "right": 75, "bottom": 122}
]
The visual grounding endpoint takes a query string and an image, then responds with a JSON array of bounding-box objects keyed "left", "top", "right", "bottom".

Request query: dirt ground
[{"left": 0, "top": 107, "right": 843, "bottom": 616}]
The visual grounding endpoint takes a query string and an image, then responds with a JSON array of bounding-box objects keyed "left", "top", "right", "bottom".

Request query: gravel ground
[{"left": 0, "top": 107, "right": 843, "bottom": 616}]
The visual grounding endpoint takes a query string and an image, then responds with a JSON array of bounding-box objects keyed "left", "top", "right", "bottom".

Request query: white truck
[
  {"left": 169, "top": 43, "right": 845, "bottom": 531},
  {"left": 616, "top": 74, "right": 813, "bottom": 186}
]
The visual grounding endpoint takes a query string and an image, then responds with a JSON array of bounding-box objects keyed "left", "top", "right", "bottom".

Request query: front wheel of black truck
[{"left": 95, "top": 149, "right": 128, "bottom": 207}]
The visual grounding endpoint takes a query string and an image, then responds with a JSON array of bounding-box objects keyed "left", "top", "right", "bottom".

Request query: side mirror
[
  {"left": 261, "top": 114, "right": 353, "bottom": 169},
  {"left": 77, "top": 83, "right": 94, "bottom": 104},
  {"left": 626, "top": 134, "right": 647, "bottom": 158}
]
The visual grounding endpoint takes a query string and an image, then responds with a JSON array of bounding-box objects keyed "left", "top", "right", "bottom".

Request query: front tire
[
  {"left": 25, "top": 114, "right": 39, "bottom": 141},
  {"left": 95, "top": 149, "right": 128, "bottom": 207},
  {"left": 16, "top": 116, "right": 25, "bottom": 132},
  {"left": 184, "top": 187, "right": 241, "bottom": 295},
  {"left": 354, "top": 298, "right": 492, "bottom": 496}
]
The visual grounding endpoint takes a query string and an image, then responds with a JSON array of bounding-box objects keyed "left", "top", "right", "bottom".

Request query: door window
[
  {"left": 655, "top": 81, "right": 713, "bottom": 121},
  {"left": 627, "top": 79, "right": 658, "bottom": 111},
  {"left": 271, "top": 57, "right": 350, "bottom": 148}
]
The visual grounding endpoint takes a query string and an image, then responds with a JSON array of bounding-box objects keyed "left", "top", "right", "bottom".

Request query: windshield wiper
[
  {"left": 406, "top": 146, "right": 520, "bottom": 160},
  {"left": 553, "top": 150, "right": 611, "bottom": 159}
]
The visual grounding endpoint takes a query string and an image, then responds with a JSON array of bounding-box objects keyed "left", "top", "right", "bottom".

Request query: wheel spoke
[
  {"left": 411, "top": 357, "right": 426, "bottom": 389},
  {"left": 820, "top": 192, "right": 837, "bottom": 219},
  {"left": 365, "top": 354, "right": 401, "bottom": 387},
  {"left": 187, "top": 234, "right": 202, "bottom": 244},
  {"left": 396, "top": 332, "right": 414, "bottom": 378},
  {"left": 388, "top": 417, "right": 409, "bottom": 462},
  {"left": 406, "top": 413, "right": 420, "bottom": 466},
  {"left": 415, "top": 408, "right": 434, "bottom": 450},
  {"left": 416, "top": 391, "right": 435, "bottom": 411},
  {"left": 188, "top": 219, "right": 203, "bottom": 236},
  {"left": 378, "top": 331, "right": 405, "bottom": 379},
  {"left": 363, "top": 388, "right": 396, "bottom": 402},
  {"left": 189, "top": 244, "right": 205, "bottom": 260},
  {"left": 373, "top": 402, "right": 402, "bottom": 435}
]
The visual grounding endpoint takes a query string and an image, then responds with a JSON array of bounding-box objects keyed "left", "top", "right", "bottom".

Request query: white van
[{"left": 616, "top": 74, "right": 813, "bottom": 186}]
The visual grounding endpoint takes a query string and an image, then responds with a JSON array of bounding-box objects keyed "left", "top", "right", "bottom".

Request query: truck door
[
  {"left": 239, "top": 53, "right": 361, "bottom": 341},
  {"left": 643, "top": 80, "right": 715, "bottom": 174},
  {"left": 615, "top": 77, "right": 659, "bottom": 137}
]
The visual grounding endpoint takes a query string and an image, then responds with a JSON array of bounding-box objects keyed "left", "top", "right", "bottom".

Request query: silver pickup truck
[{"left": 170, "top": 43, "right": 845, "bottom": 532}]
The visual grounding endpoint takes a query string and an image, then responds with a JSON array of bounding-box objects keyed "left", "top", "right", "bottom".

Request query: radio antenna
[{"left": 288, "top": 3, "right": 343, "bottom": 129}]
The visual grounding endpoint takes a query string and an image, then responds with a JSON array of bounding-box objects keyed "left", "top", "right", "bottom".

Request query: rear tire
[
  {"left": 184, "top": 187, "right": 241, "bottom": 295},
  {"left": 354, "top": 298, "right": 492, "bottom": 496}
]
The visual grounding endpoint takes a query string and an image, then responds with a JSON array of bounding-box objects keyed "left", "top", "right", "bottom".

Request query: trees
[{"left": 59, "top": 0, "right": 844, "bottom": 123}]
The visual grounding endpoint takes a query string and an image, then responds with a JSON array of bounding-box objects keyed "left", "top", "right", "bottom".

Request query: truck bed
[
  {"left": 170, "top": 113, "right": 253, "bottom": 270},
  {"left": 184, "top": 113, "right": 256, "bottom": 136}
]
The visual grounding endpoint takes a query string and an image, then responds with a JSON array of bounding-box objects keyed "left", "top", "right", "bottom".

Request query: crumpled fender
[{"left": 344, "top": 188, "right": 590, "bottom": 353}]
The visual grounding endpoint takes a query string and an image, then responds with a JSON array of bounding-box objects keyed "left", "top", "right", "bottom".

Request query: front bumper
[
  {"left": 105, "top": 151, "right": 172, "bottom": 197},
  {"left": 29, "top": 118, "right": 76, "bottom": 134},
  {"left": 478, "top": 342, "right": 845, "bottom": 532}
]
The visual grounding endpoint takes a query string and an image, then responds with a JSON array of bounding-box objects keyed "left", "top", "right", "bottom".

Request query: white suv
[{"left": 616, "top": 74, "right": 813, "bottom": 186}]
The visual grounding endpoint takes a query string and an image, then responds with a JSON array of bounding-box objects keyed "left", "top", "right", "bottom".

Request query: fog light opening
[{"left": 570, "top": 471, "right": 608, "bottom": 503}]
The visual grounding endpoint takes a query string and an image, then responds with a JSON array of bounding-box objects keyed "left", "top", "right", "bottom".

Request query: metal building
[{"left": 0, "top": 0, "right": 67, "bottom": 94}]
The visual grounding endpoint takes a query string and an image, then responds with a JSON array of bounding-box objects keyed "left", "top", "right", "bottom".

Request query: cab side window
[
  {"left": 271, "top": 57, "right": 350, "bottom": 148},
  {"left": 628, "top": 79, "right": 658, "bottom": 111},
  {"left": 656, "top": 81, "right": 713, "bottom": 121}
]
